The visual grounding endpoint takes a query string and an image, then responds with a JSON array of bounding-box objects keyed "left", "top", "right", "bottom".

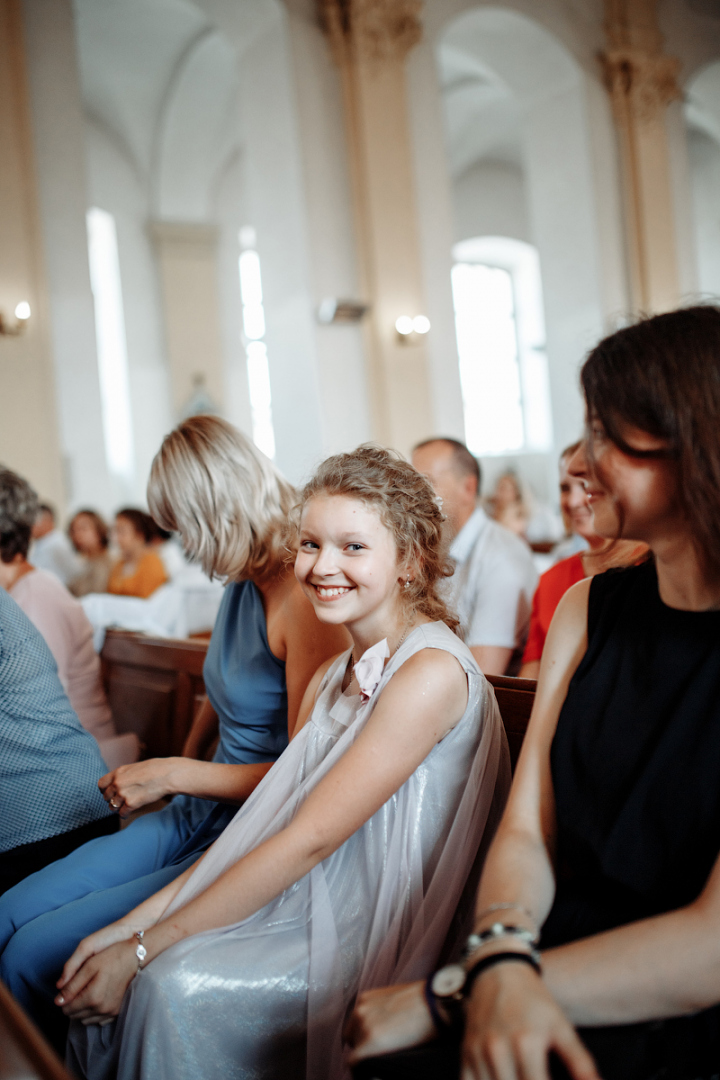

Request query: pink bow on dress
[{"left": 353, "top": 638, "right": 390, "bottom": 702}]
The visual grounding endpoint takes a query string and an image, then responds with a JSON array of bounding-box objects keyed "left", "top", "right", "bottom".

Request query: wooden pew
[
  {"left": 101, "top": 630, "right": 536, "bottom": 772},
  {"left": 0, "top": 978, "right": 72, "bottom": 1080},
  {"left": 100, "top": 631, "right": 208, "bottom": 758},
  {"left": 486, "top": 674, "right": 536, "bottom": 772}
]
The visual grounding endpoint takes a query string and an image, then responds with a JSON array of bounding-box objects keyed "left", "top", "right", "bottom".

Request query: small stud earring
[{"left": 404, "top": 578, "right": 411, "bottom": 590}]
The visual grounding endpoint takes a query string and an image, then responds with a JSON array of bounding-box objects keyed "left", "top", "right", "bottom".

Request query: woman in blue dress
[{"left": 0, "top": 415, "right": 347, "bottom": 1051}]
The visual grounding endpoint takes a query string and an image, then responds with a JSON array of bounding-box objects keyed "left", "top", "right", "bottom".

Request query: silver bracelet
[
  {"left": 475, "top": 902, "right": 537, "bottom": 927},
  {"left": 464, "top": 922, "right": 541, "bottom": 965},
  {"left": 135, "top": 930, "right": 147, "bottom": 974}
]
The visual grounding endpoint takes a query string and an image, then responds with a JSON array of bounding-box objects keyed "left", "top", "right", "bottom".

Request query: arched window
[{"left": 451, "top": 236, "right": 553, "bottom": 457}]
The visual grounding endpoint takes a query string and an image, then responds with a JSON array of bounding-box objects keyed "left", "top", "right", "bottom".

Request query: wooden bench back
[
  {"left": 0, "top": 979, "right": 72, "bottom": 1080},
  {"left": 101, "top": 630, "right": 537, "bottom": 771},
  {"left": 100, "top": 631, "right": 208, "bottom": 758},
  {"left": 486, "top": 674, "right": 536, "bottom": 772}
]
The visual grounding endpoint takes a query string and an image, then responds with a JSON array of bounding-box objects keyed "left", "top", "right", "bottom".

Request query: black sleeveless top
[{"left": 542, "top": 560, "right": 720, "bottom": 1079}]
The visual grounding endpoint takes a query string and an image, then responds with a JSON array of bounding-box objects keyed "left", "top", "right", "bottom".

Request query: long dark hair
[{"left": 581, "top": 306, "right": 720, "bottom": 573}]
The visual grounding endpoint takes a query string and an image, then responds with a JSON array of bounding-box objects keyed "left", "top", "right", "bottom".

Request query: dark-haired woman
[
  {"left": 348, "top": 305, "right": 720, "bottom": 1080},
  {"left": 68, "top": 511, "right": 113, "bottom": 598},
  {"left": 107, "top": 509, "right": 167, "bottom": 599}
]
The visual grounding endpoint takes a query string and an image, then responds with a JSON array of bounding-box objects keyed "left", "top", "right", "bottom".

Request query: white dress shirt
[{"left": 444, "top": 507, "right": 538, "bottom": 662}]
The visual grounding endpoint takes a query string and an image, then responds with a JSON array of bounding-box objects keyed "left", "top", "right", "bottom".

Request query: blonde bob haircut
[{"left": 147, "top": 415, "right": 296, "bottom": 581}]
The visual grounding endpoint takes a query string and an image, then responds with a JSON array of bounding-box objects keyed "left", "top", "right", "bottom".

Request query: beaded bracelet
[{"left": 464, "top": 922, "right": 540, "bottom": 965}]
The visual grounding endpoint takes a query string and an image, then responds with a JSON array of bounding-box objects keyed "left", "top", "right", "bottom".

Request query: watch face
[{"left": 431, "top": 964, "right": 466, "bottom": 998}]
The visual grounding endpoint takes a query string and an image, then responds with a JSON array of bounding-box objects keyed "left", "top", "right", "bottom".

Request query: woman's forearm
[
  {"left": 140, "top": 822, "right": 322, "bottom": 963},
  {"left": 125, "top": 857, "right": 206, "bottom": 930},
  {"left": 166, "top": 758, "right": 273, "bottom": 804},
  {"left": 471, "top": 823, "right": 556, "bottom": 936},
  {"left": 544, "top": 901, "right": 720, "bottom": 1026}
]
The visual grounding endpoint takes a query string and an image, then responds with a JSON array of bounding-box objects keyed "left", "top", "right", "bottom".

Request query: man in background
[
  {"left": 29, "top": 504, "right": 80, "bottom": 587},
  {"left": 412, "top": 438, "right": 537, "bottom": 676}
]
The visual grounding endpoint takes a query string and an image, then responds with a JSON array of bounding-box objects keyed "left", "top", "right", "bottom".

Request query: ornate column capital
[
  {"left": 600, "top": 48, "right": 681, "bottom": 123},
  {"left": 320, "top": 0, "right": 422, "bottom": 65},
  {"left": 600, "top": 0, "right": 681, "bottom": 123}
]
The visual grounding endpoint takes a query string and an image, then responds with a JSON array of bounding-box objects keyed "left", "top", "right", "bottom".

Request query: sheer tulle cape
[{"left": 68, "top": 622, "right": 510, "bottom": 1080}]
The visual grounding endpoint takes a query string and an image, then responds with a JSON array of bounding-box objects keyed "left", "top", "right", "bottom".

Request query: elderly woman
[
  {"left": 0, "top": 470, "right": 139, "bottom": 770},
  {"left": 0, "top": 416, "right": 347, "bottom": 1053},
  {"left": 67, "top": 511, "right": 113, "bottom": 598}
]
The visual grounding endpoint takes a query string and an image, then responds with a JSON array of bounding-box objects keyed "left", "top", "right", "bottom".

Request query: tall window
[
  {"left": 238, "top": 227, "right": 276, "bottom": 460},
  {"left": 451, "top": 237, "right": 553, "bottom": 457},
  {"left": 86, "top": 207, "right": 134, "bottom": 483}
]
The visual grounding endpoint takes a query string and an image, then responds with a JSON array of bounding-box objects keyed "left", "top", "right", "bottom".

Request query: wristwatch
[
  {"left": 425, "top": 963, "right": 468, "bottom": 1030},
  {"left": 426, "top": 951, "right": 542, "bottom": 1031}
]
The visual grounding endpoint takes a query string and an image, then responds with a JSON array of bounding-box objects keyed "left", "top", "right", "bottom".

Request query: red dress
[{"left": 522, "top": 553, "right": 585, "bottom": 665}]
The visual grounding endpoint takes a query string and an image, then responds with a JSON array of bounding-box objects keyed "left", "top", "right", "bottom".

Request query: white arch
[{"left": 412, "top": 3, "right": 627, "bottom": 467}]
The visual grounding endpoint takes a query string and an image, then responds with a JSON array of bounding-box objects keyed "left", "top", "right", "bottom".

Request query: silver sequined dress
[{"left": 69, "top": 622, "right": 510, "bottom": 1080}]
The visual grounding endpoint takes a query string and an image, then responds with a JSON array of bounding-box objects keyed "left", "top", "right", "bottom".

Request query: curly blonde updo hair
[
  {"left": 148, "top": 415, "right": 296, "bottom": 581},
  {"left": 298, "top": 445, "right": 458, "bottom": 631}
]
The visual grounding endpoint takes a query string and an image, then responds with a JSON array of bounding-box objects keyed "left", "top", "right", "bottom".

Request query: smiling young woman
[
  {"left": 347, "top": 306, "right": 720, "bottom": 1080},
  {"left": 44, "top": 445, "right": 509, "bottom": 1080}
]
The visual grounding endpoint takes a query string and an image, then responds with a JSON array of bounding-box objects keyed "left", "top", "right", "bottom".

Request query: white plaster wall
[
  {"left": 453, "top": 160, "right": 529, "bottom": 243},
  {"left": 212, "top": 149, "right": 254, "bottom": 436},
  {"left": 284, "top": 7, "right": 372, "bottom": 462},
  {"left": 687, "top": 129, "right": 720, "bottom": 299},
  {"left": 231, "top": 9, "right": 325, "bottom": 484},
  {"left": 414, "top": 5, "right": 621, "bottom": 503},
  {"left": 406, "top": 38, "right": 466, "bottom": 441},
  {"left": 21, "top": 0, "right": 113, "bottom": 513},
  {"left": 84, "top": 120, "right": 173, "bottom": 505}
]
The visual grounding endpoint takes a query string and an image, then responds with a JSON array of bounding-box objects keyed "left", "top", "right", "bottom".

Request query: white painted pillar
[
  {"left": 20, "top": 0, "right": 114, "bottom": 511},
  {"left": 0, "top": 0, "right": 65, "bottom": 507},
  {"left": 321, "top": 0, "right": 433, "bottom": 453}
]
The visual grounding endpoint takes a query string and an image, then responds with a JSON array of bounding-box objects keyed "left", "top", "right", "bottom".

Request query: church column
[
  {"left": 0, "top": 0, "right": 65, "bottom": 505},
  {"left": 601, "top": 0, "right": 682, "bottom": 313},
  {"left": 149, "top": 222, "right": 226, "bottom": 421},
  {"left": 320, "top": 0, "right": 433, "bottom": 452}
]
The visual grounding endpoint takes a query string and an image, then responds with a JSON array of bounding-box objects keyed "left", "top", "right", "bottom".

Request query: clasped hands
[
  {"left": 54, "top": 922, "right": 141, "bottom": 1026},
  {"left": 346, "top": 963, "right": 600, "bottom": 1080}
]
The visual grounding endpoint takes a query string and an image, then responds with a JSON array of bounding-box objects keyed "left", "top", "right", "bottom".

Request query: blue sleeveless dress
[{"left": 0, "top": 580, "right": 288, "bottom": 1050}]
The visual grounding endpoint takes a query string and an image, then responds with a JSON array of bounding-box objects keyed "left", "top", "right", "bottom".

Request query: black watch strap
[{"left": 464, "top": 950, "right": 541, "bottom": 1000}]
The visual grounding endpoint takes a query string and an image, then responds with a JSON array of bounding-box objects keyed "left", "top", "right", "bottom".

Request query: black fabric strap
[{"left": 464, "top": 950, "right": 541, "bottom": 999}]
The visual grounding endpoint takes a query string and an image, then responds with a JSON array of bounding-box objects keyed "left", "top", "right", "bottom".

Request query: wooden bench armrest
[{"left": 0, "top": 978, "right": 73, "bottom": 1080}]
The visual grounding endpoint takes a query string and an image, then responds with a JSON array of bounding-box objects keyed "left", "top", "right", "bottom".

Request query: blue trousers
[{"left": 0, "top": 799, "right": 230, "bottom": 1052}]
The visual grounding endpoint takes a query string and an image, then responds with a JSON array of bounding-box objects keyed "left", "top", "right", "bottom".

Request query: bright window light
[
  {"left": 452, "top": 264, "right": 524, "bottom": 455},
  {"left": 238, "top": 230, "right": 276, "bottom": 459},
  {"left": 451, "top": 236, "right": 553, "bottom": 457},
  {"left": 245, "top": 342, "right": 275, "bottom": 460},
  {"left": 242, "top": 304, "right": 266, "bottom": 341},
  {"left": 239, "top": 250, "right": 263, "bottom": 307},
  {"left": 86, "top": 207, "right": 134, "bottom": 481}
]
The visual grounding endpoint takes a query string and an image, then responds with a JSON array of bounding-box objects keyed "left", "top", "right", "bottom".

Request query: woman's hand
[
  {"left": 57, "top": 921, "right": 139, "bottom": 990},
  {"left": 55, "top": 939, "right": 138, "bottom": 1025},
  {"left": 462, "top": 963, "right": 601, "bottom": 1080},
  {"left": 345, "top": 981, "right": 437, "bottom": 1064},
  {"left": 99, "top": 759, "right": 182, "bottom": 817}
]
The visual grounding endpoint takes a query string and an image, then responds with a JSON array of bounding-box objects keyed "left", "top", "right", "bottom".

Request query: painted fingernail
[{"left": 56, "top": 994, "right": 65, "bottom": 1005}]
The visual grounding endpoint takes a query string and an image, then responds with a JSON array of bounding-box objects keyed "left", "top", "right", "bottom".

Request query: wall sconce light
[
  {"left": 395, "top": 314, "right": 430, "bottom": 344},
  {"left": 317, "top": 298, "right": 369, "bottom": 324},
  {"left": 0, "top": 301, "right": 31, "bottom": 336}
]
